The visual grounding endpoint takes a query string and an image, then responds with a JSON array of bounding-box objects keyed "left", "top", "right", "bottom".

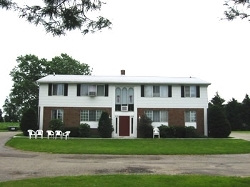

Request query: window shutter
[
  {"left": 64, "top": 84, "right": 68, "bottom": 96},
  {"left": 141, "top": 85, "right": 144, "bottom": 97},
  {"left": 77, "top": 84, "right": 80, "bottom": 96},
  {"left": 196, "top": 86, "right": 200, "bottom": 98},
  {"left": 181, "top": 86, "right": 184, "bottom": 97},
  {"left": 105, "top": 84, "right": 109, "bottom": 96},
  {"left": 48, "top": 84, "right": 52, "bottom": 96},
  {"left": 168, "top": 85, "right": 172, "bottom": 97}
]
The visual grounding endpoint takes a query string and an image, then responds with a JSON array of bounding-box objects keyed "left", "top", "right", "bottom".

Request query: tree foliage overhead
[
  {"left": 4, "top": 53, "right": 92, "bottom": 120},
  {"left": 0, "top": 0, "right": 112, "bottom": 36},
  {"left": 223, "top": 0, "right": 250, "bottom": 21}
]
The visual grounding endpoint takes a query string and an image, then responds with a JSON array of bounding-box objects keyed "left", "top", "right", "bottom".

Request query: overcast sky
[{"left": 0, "top": 0, "right": 250, "bottom": 112}]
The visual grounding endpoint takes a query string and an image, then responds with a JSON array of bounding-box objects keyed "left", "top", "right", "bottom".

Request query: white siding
[
  {"left": 136, "top": 85, "right": 208, "bottom": 109},
  {"left": 39, "top": 84, "right": 113, "bottom": 107}
]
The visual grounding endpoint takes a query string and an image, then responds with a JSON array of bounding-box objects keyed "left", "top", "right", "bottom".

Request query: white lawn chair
[
  {"left": 27, "top": 130, "right": 36, "bottom": 139},
  {"left": 46, "top": 130, "right": 54, "bottom": 139},
  {"left": 55, "top": 130, "right": 63, "bottom": 139},
  {"left": 62, "top": 131, "right": 71, "bottom": 140},
  {"left": 153, "top": 127, "right": 160, "bottom": 138},
  {"left": 36, "top": 130, "right": 43, "bottom": 139}
]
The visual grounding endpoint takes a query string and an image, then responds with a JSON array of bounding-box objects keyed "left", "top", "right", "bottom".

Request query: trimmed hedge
[{"left": 158, "top": 125, "right": 200, "bottom": 138}]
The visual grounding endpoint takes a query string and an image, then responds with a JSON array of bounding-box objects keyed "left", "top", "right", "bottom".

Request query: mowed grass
[
  {"left": 1, "top": 175, "right": 250, "bottom": 187},
  {"left": 6, "top": 137, "right": 250, "bottom": 155},
  {"left": 0, "top": 122, "right": 19, "bottom": 131}
]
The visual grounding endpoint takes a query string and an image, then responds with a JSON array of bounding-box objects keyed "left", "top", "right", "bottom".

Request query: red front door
[{"left": 119, "top": 116, "right": 130, "bottom": 136}]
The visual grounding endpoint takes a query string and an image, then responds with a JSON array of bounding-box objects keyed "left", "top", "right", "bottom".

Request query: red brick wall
[
  {"left": 42, "top": 107, "right": 111, "bottom": 131},
  {"left": 137, "top": 108, "right": 205, "bottom": 135}
]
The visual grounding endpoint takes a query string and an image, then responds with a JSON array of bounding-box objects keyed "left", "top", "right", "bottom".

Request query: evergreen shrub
[
  {"left": 79, "top": 123, "right": 91, "bottom": 137},
  {"left": 20, "top": 108, "right": 38, "bottom": 136},
  {"left": 137, "top": 115, "right": 153, "bottom": 138},
  {"left": 49, "top": 119, "right": 64, "bottom": 131},
  {"left": 98, "top": 112, "right": 113, "bottom": 138}
]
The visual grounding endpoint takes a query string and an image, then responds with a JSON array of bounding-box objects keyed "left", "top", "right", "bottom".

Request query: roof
[{"left": 37, "top": 75, "right": 211, "bottom": 85}]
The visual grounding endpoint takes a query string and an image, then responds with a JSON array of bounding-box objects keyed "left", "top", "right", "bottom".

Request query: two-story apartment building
[{"left": 37, "top": 70, "right": 211, "bottom": 137}]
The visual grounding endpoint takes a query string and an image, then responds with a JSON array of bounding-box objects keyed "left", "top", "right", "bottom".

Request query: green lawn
[
  {"left": 1, "top": 175, "right": 250, "bottom": 187},
  {"left": 0, "top": 122, "right": 19, "bottom": 131},
  {"left": 6, "top": 137, "right": 250, "bottom": 155},
  {"left": 2, "top": 133, "right": 250, "bottom": 186}
]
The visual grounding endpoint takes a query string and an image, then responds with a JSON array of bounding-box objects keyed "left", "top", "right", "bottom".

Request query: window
[
  {"left": 51, "top": 109, "right": 63, "bottom": 120},
  {"left": 48, "top": 84, "right": 68, "bottom": 96},
  {"left": 77, "top": 84, "right": 108, "bottom": 96},
  {"left": 145, "top": 110, "right": 168, "bottom": 122},
  {"left": 185, "top": 111, "right": 196, "bottom": 122},
  {"left": 115, "top": 87, "right": 134, "bottom": 111},
  {"left": 181, "top": 86, "right": 200, "bottom": 98},
  {"left": 80, "top": 110, "right": 102, "bottom": 121},
  {"left": 142, "top": 85, "right": 171, "bottom": 97}
]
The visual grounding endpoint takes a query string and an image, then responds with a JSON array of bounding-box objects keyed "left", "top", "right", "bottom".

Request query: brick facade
[
  {"left": 137, "top": 108, "right": 204, "bottom": 135},
  {"left": 42, "top": 107, "right": 111, "bottom": 132}
]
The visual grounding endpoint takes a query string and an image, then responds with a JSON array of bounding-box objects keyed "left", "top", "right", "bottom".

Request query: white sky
[{"left": 0, "top": 0, "right": 250, "bottom": 112}]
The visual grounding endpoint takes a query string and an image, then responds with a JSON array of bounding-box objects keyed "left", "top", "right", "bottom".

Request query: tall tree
[
  {"left": 241, "top": 94, "right": 250, "bottom": 129},
  {"left": 2, "top": 97, "right": 19, "bottom": 122},
  {"left": 4, "top": 53, "right": 92, "bottom": 119},
  {"left": 225, "top": 98, "right": 243, "bottom": 130},
  {"left": 0, "top": 109, "right": 4, "bottom": 122},
  {"left": 208, "top": 105, "right": 231, "bottom": 138},
  {"left": 223, "top": 0, "right": 250, "bottom": 21},
  {"left": 0, "top": 0, "right": 112, "bottom": 36},
  {"left": 209, "top": 92, "right": 226, "bottom": 108}
]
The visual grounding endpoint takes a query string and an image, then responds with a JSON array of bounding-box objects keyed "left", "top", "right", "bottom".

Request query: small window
[
  {"left": 145, "top": 110, "right": 168, "bottom": 122},
  {"left": 185, "top": 111, "right": 196, "bottom": 122},
  {"left": 77, "top": 84, "right": 106, "bottom": 96},
  {"left": 182, "top": 86, "right": 200, "bottom": 98},
  {"left": 49, "top": 84, "right": 67, "bottom": 96},
  {"left": 143, "top": 85, "right": 170, "bottom": 97},
  {"left": 80, "top": 110, "right": 103, "bottom": 121},
  {"left": 51, "top": 109, "right": 63, "bottom": 120}
]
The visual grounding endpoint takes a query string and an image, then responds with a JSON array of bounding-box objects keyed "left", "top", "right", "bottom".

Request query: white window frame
[
  {"left": 145, "top": 110, "right": 168, "bottom": 122},
  {"left": 185, "top": 111, "right": 196, "bottom": 122},
  {"left": 51, "top": 109, "right": 64, "bottom": 120},
  {"left": 80, "top": 110, "right": 102, "bottom": 121},
  {"left": 184, "top": 86, "right": 196, "bottom": 97},
  {"left": 145, "top": 85, "right": 168, "bottom": 97},
  {"left": 80, "top": 84, "right": 105, "bottom": 96},
  {"left": 52, "top": 84, "right": 64, "bottom": 96}
]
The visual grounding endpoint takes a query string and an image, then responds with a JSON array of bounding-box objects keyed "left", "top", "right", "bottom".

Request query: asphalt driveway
[{"left": 0, "top": 131, "right": 250, "bottom": 182}]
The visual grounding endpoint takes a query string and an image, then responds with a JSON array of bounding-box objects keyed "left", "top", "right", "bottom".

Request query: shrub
[
  {"left": 64, "top": 127, "right": 79, "bottom": 137},
  {"left": 158, "top": 125, "right": 175, "bottom": 138},
  {"left": 208, "top": 105, "right": 231, "bottom": 138},
  {"left": 20, "top": 108, "right": 38, "bottom": 136},
  {"left": 49, "top": 119, "right": 64, "bottom": 131},
  {"left": 98, "top": 112, "right": 113, "bottom": 138},
  {"left": 174, "top": 126, "right": 186, "bottom": 138},
  {"left": 137, "top": 115, "right": 153, "bottom": 138},
  {"left": 79, "top": 123, "right": 91, "bottom": 137},
  {"left": 184, "top": 126, "right": 198, "bottom": 138}
]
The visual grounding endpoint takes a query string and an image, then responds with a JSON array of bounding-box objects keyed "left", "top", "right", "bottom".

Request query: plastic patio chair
[
  {"left": 46, "top": 130, "right": 54, "bottom": 139},
  {"left": 153, "top": 127, "right": 160, "bottom": 138},
  {"left": 62, "top": 131, "right": 71, "bottom": 140},
  {"left": 36, "top": 130, "right": 43, "bottom": 139},
  {"left": 27, "top": 129, "right": 36, "bottom": 139},
  {"left": 55, "top": 130, "right": 63, "bottom": 139}
]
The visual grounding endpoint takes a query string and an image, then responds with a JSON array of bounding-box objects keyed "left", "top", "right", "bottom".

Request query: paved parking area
[{"left": 0, "top": 131, "right": 250, "bottom": 182}]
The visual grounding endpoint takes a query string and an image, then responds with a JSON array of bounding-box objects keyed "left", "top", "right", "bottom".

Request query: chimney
[{"left": 121, "top": 70, "right": 125, "bottom": 75}]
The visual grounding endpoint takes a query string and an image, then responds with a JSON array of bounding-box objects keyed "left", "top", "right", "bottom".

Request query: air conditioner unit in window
[
  {"left": 89, "top": 91, "right": 96, "bottom": 97},
  {"left": 121, "top": 106, "right": 128, "bottom": 111}
]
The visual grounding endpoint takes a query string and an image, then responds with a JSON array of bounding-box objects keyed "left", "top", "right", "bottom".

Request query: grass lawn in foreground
[
  {"left": 6, "top": 137, "right": 250, "bottom": 154},
  {"left": 1, "top": 175, "right": 250, "bottom": 187}
]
